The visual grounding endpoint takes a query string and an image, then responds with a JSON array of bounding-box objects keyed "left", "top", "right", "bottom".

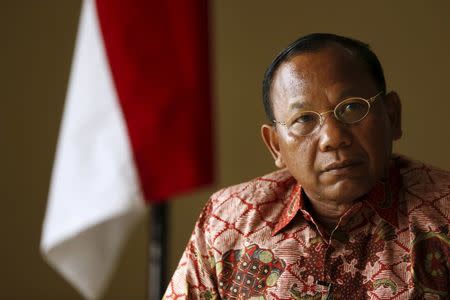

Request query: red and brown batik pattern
[
  {"left": 217, "top": 244, "right": 286, "bottom": 298},
  {"left": 164, "top": 155, "right": 449, "bottom": 300}
]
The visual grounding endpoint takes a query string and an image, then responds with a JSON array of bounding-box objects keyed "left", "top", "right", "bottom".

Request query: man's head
[{"left": 261, "top": 33, "right": 402, "bottom": 205}]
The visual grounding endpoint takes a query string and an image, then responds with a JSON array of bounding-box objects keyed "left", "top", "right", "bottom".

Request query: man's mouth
[{"left": 322, "top": 159, "right": 364, "bottom": 173}]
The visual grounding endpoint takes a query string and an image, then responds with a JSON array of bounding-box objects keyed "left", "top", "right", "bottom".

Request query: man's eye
[
  {"left": 343, "top": 102, "right": 365, "bottom": 112},
  {"left": 295, "top": 114, "right": 316, "bottom": 123}
]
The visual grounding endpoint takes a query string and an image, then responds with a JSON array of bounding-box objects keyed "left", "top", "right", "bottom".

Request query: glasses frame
[{"left": 273, "top": 91, "right": 383, "bottom": 136}]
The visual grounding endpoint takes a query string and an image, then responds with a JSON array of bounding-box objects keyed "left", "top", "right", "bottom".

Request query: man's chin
[{"left": 320, "top": 178, "right": 373, "bottom": 204}]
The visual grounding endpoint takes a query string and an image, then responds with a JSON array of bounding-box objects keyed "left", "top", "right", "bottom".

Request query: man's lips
[{"left": 322, "top": 159, "right": 364, "bottom": 173}]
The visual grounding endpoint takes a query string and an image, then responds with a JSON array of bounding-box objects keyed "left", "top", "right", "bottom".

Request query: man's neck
[{"left": 302, "top": 190, "right": 355, "bottom": 230}]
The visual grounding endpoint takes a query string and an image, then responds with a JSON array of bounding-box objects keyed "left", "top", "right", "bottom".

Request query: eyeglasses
[{"left": 273, "top": 91, "right": 383, "bottom": 137}]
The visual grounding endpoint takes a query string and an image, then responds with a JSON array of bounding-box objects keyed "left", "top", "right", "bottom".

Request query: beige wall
[{"left": 2, "top": 1, "right": 449, "bottom": 299}]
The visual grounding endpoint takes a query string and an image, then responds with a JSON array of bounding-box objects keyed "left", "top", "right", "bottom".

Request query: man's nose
[{"left": 318, "top": 115, "right": 352, "bottom": 152}]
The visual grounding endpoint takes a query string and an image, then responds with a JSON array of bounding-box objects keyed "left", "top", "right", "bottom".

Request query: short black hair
[{"left": 262, "top": 33, "right": 386, "bottom": 121}]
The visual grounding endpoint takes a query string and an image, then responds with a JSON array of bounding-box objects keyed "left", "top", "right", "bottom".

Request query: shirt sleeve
[{"left": 163, "top": 199, "right": 219, "bottom": 300}]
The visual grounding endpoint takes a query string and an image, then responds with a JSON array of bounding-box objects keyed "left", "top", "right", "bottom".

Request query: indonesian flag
[{"left": 40, "top": 0, "right": 213, "bottom": 299}]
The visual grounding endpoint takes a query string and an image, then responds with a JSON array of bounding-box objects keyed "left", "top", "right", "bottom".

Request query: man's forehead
[
  {"left": 271, "top": 45, "right": 375, "bottom": 107},
  {"left": 271, "top": 58, "right": 308, "bottom": 100}
]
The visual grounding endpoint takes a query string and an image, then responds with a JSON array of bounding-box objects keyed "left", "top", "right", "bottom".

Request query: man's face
[{"left": 262, "top": 45, "right": 402, "bottom": 204}]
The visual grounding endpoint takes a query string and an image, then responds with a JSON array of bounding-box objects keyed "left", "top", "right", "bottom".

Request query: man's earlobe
[
  {"left": 261, "top": 124, "right": 285, "bottom": 168},
  {"left": 385, "top": 91, "right": 402, "bottom": 140}
]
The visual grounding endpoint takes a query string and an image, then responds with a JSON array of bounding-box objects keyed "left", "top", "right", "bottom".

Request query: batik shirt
[{"left": 164, "top": 156, "right": 449, "bottom": 299}]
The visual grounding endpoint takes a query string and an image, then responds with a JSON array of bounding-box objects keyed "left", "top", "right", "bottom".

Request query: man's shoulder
[
  {"left": 204, "top": 169, "right": 296, "bottom": 226},
  {"left": 396, "top": 155, "right": 449, "bottom": 237},
  {"left": 396, "top": 154, "right": 450, "bottom": 194},
  {"left": 210, "top": 168, "right": 295, "bottom": 204},
  {"left": 396, "top": 155, "right": 449, "bottom": 224}
]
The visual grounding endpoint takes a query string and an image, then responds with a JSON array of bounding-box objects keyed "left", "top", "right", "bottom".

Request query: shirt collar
[
  {"left": 363, "top": 164, "right": 402, "bottom": 228},
  {"left": 271, "top": 184, "right": 303, "bottom": 236},
  {"left": 272, "top": 164, "right": 402, "bottom": 236}
]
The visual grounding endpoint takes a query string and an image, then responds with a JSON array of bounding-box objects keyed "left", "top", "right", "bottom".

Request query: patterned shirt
[{"left": 164, "top": 156, "right": 449, "bottom": 299}]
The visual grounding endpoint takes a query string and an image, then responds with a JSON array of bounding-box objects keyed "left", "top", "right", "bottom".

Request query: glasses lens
[
  {"left": 288, "top": 112, "right": 320, "bottom": 136},
  {"left": 335, "top": 98, "right": 369, "bottom": 124}
]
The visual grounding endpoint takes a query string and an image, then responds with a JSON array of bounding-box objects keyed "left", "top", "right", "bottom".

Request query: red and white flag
[{"left": 40, "top": 0, "right": 213, "bottom": 299}]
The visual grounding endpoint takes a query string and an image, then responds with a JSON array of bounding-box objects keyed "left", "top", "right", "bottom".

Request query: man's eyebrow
[
  {"left": 288, "top": 101, "right": 307, "bottom": 111},
  {"left": 338, "top": 88, "right": 358, "bottom": 99},
  {"left": 287, "top": 89, "right": 361, "bottom": 111}
]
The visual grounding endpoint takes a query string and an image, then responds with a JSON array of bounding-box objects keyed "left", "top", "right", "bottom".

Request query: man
[{"left": 164, "top": 33, "right": 449, "bottom": 299}]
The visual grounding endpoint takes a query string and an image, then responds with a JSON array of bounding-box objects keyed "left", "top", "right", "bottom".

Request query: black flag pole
[{"left": 148, "top": 201, "right": 168, "bottom": 300}]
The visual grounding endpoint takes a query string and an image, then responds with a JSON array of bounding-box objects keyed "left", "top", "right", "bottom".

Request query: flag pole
[{"left": 148, "top": 202, "right": 168, "bottom": 300}]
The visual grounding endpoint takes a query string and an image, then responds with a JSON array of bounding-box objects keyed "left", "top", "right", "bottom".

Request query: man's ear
[
  {"left": 384, "top": 91, "right": 402, "bottom": 140},
  {"left": 261, "top": 124, "right": 286, "bottom": 168}
]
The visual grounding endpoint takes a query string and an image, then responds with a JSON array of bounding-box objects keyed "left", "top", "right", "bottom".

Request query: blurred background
[{"left": 2, "top": 0, "right": 450, "bottom": 299}]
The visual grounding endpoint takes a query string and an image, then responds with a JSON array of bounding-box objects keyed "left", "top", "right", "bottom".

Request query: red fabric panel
[{"left": 96, "top": 0, "right": 214, "bottom": 203}]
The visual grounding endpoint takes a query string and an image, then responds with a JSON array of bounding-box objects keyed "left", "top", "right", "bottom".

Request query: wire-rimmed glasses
[{"left": 273, "top": 91, "right": 383, "bottom": 137}]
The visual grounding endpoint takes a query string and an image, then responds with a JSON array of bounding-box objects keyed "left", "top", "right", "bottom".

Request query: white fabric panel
[{"left": 40, "top": 0, "right": 146, "bottom": 299}]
